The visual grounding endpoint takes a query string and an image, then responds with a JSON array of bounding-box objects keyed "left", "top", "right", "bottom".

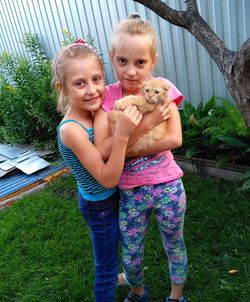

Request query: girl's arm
[
  {"left": 94, "top": 102, "right": 170, "bottom": 160},
  {"left": 126, "top": 102, "right": 182, "bottom": 158},
  {"left": 94, "top": 108, "right": 113, "bottom": 161},
  {"left": 60, "top": 106, "right": 141, "bottom": 188}
]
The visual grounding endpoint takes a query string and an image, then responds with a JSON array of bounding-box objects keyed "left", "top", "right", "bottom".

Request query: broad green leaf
[
  {"left": 188, "top": 128, "right": 204, "bottom": 138},
  {"left": 203, "top": 95, "right": 216, "bottom": 115},
  {"left": 184, "top": 101, "right": 199, "bottom": 119},
  {"left": 218, "top": 136, "right": 249, "bottom": 148}
]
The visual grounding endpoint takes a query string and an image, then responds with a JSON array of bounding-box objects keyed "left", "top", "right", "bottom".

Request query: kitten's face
[{"left": 141, "top": 79, "right": 169, "bottom": 105}]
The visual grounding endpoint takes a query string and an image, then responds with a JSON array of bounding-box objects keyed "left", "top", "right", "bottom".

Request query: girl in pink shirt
[{"left": 94, "top": 14, "right": 187, "bottom": 302}]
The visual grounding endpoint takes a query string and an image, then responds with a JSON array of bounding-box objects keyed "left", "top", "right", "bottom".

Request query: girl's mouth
[
  {"left": 124, "top": 79, "right": 139, "bottom": 85},
  {"left": 85, "top": 96, "right": 100, "bottom": 102}
]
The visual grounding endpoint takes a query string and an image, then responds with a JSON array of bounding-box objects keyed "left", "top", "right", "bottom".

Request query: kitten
[{"left": 108, "top": 79, "right": 170, "bottom": 152}]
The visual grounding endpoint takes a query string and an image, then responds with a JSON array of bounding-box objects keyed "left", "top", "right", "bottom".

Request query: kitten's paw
[
  {"left": 108, "top": 111, "right": 120, "bottom": 122},
  {"left": 115, "top": 100, "right": 127, "bottom": 110}
]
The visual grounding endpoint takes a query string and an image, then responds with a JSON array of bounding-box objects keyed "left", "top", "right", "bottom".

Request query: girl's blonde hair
[
  {"left": 110, "top": 14, "right": 158, "bottom": 59},
  {"left": 52, "top": 43, "right": 103, "bottom": 114}
]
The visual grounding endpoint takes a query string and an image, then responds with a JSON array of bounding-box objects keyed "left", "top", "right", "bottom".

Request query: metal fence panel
[{"left": 0, "top": 0, "right": 249, "bottom": 106}]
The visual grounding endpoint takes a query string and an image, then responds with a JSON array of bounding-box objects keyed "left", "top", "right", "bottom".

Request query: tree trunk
[{"left": 133, "top": 0, "right": 250, "bottom": 128}]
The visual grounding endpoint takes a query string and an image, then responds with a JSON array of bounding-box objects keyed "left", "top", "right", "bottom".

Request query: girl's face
[
  {"left": 61, "top": 56, "right": 105, "bottom": 112},
  {"left": 111, "top": 34, "right": 157, "bottom": 96}
]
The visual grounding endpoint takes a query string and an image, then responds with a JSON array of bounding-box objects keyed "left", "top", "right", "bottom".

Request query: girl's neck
[
  {"left": 121, "top": 76, "right": 153, "bottom": 97},
  {"left": 122, "top": 88, "right": 142, "bottom": 97},
  {"left": 64, "top": 108, "right": 94, "bottom": 128}
]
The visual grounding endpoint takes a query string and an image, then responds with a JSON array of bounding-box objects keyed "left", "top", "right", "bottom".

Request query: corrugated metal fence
[{"left": 0, "top": 0, "right": 249, "bottom": 106}]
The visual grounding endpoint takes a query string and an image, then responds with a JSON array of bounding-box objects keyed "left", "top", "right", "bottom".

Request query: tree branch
[
  {"left": 132, "top": 0, "right": 250, "bottom": 127},
  {"left": 237, "top": 38, "right": 250, "bottom": 75},
  {"left": 132, "top": 0, "right": 187, "bottom": 27},
  {"left": 133, "top": 0, "right": 234, "bottom": 73}
]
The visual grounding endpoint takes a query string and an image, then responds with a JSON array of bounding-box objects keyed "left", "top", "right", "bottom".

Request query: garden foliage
[
  {"left": 0, "top": 31, "right": 101, "bottom": 149},
  {"left": 178, "top": 96, "right": 250, "bottom": 166},
  {"left": 0, "top": 33, "right": 60, "bottom": 148}
]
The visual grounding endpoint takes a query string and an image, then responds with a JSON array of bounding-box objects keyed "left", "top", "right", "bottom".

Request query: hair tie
[
  {"left": 75, "top": 38, "right": 86, "bottom": 45},
  {"left": 75, "top": 38, "right": 92, "bottom": 49},
  {"left": 129, "top": 13, "right": 141, "bottom": 20}
]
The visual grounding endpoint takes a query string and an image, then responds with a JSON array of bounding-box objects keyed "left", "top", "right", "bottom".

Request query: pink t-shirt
[{"left": 102, "top": 77, "right": 184, "bottom": 189}]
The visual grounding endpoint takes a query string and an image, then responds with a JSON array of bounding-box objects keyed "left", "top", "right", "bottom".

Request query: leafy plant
[
  {"left": 237, "top": 170, "right": 250, "bottom": 191},
  {"left": 177, "top": 96, "right": 250, "bottom": 166},
  {"left": 0, "top": 31, "right": 100, "bottom": 150},
  {"left": 61, "top": 29, "right": 78, "bottom": 46},
  {"left": 61, "top": 30, "right": 103, "bottom": 63},
  {"left": 0, "top": 33, "right": 60, "bottom": 148},
  {"left": 61, "top": 29, "right": 97, "bottom": 50}
]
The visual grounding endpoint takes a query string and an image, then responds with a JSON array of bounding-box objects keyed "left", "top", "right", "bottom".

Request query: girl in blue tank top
[{"left": 53, "top": 39, "right": 142, "bottom": 302}]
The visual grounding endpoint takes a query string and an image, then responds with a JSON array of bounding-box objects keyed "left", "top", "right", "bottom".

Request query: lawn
[{"left": 0, "top": 173, "right": 249, "bottom": 302}]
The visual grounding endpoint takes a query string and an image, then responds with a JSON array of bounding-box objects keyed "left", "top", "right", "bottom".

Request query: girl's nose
[
  {"left": 127, "top": 65, "right": 136, "bottom": 76},
  {"left": 87, "top": 84, "right": 96, "bottom": 94}
]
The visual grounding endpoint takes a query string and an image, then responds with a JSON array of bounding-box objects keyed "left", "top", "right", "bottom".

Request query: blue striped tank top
[{"left": 57, "top": 120, "right": 116, "bottom": 201}]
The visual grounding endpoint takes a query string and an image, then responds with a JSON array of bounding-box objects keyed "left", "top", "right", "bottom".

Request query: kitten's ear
[
  {"left": 159, "top": 80, "right": 170, "bottom": 92},
  {"left": 164, "top": 84, "right": 170, "bottom": 92},
  {"left": 163, "top": 83, "right": 170, "bottom": 91}
]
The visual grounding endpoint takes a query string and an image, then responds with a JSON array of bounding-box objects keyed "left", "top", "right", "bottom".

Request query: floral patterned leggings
[{"left": 119, "top": 179, "right": 187, "bottom": 288}]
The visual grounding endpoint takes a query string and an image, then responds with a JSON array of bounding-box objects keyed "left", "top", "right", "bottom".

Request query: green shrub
[
  {"left": 177, "top": 96, "right": 250, "bottom": 166},
  {"left": 0, "top": 31, "right": 100, "bottom": 150},
  {"left": 0, "top": 33, "right": 60, "bottom": 149}
]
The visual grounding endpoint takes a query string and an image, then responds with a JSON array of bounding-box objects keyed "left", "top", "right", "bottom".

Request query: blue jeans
[{"left": 78, "top": 191, "right": 119, "bottom": 302}]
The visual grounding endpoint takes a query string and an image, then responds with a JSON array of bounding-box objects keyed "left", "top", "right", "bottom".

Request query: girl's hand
[
  {"left": 126, "top": 102, "right": 182, "bottom": 158},
  {"left": 157, "top": 101, "right": 171, "bottom": 121},
  {"left": 114, "top": 105, "right": 142, "bottom": 137},
  {"left": 143, "top": 101, "right": 170, "bottom": 130}
]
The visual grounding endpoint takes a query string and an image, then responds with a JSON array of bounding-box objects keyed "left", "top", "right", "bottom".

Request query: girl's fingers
[
  {"left": 159, "top": 103, "right": 171, "bottom": 120},
  {"left": 163, "top": 114, "right": 170, "bottom": 120},
  {"left": 124, "top": 105, "right": 137, "bottom": 113},
  {"left": 123, "top": 105, "right": 140, "bottom": 118},
  {"left": 129, "top": 106, "right": 142, "bottom": 125},
  {"left": 137, "top": 112, "right": 143, "bottom": 122}
]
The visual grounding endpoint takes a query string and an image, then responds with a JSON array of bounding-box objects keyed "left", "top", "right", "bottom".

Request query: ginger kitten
[{"left": 108, "top": 79, "right": 170, "bottom": 152}]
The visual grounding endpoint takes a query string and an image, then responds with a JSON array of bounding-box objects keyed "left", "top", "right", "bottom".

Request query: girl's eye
[
  {"left": 137, "top": 60, "right": 145, "bottom": 67},
  {"left": 118, "top": 58, "right": 126, "bottom": 65},
  {"left": 145, "top": 89, "right": 149, "bottom": 93},
  {"left": 155, "top": 90, "right": 160, "bottom": 94},
  {"left": 75, "top": 81, "right": 84, "bottom": 87},
  {"left": 93, "top": 76, "right": 101, "bottom": 83}
]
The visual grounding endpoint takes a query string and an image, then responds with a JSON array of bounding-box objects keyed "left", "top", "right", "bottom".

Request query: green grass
[{"left": 0, "top": 173, "right": 249, "bottom": 302}]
